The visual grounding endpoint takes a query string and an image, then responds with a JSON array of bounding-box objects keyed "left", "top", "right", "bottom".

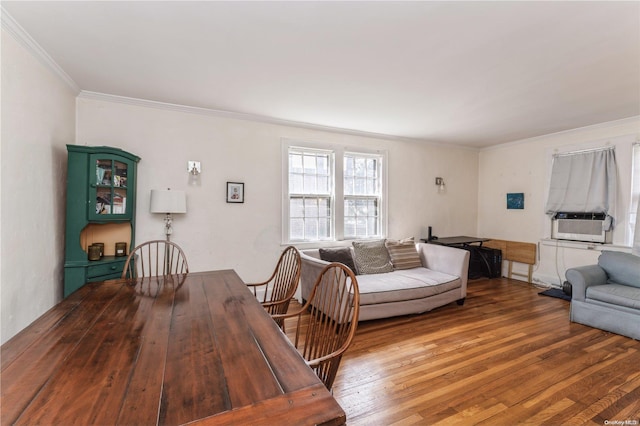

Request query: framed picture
[
  {"left": 507, "top": 192, "right": 524, "bottom": 209},
  {"left": 226, "top": 182, "right": 244, "bottom": 203}
]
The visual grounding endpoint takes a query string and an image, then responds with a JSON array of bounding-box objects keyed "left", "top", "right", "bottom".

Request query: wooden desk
[
  {"left": 1, "top": 270, "right": 345, "bottom": 426},
  {"left": 422, "top": 236, "right": 490, "bottom": 247},
  {"left": 423, "top": 236, "right": 498, "bottom": 279}
]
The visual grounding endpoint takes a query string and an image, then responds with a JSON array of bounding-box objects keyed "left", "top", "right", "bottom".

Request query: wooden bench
[{"left": 483, "top": 239, "right": 537, "bottom": 283}]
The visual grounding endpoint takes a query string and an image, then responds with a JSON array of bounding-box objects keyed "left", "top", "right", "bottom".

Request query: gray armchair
[{"left": 566, "top": 251, "right": 640, "bottom": 340}]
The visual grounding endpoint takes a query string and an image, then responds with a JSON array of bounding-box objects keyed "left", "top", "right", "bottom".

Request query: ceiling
[{"left": 3, "top": 1, "right": 639, "bottom": 148}]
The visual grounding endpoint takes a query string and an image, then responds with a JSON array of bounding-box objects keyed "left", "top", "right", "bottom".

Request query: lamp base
[{"left": 164, "top": 213, "right": 173, "bottom": 241}]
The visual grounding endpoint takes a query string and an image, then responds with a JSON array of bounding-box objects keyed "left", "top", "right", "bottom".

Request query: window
[
  {"left": 288, "top": 147, "right": 333, "bottom": 241},
  {"left": 629, "top": 143, "right": 640, "bottom": 248},
  {"left": 343, "top": 153, "right": 382, "bottom": 239},
  {"left": 545, "top": 146, "right": 617, "bottom": 229},
  {"left": 285, "top": 142, "right": 385, "bottom": 243}
]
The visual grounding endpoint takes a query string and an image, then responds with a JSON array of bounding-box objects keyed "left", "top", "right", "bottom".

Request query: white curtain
[
  {"left": 634, "top": 199, "right": 640, "bottom": 255},
  {"left": 545, "top": 147, "right": 617, "bottom": 230},
  {"left": 632, "top": 143, "right": 640, "bottom": 255}
]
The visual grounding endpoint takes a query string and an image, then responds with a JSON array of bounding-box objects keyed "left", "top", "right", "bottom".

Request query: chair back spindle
[
  {"left": 122, "top": 240, "right": 189, "bottom": 279},
  {"left": 247, "top": 246, "right": 302, "bottom": 329},
  {"left": 276, "top": 262, "right": 359, "bottom": 391}
]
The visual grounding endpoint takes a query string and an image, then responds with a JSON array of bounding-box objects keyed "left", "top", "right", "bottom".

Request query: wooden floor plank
[{"left": 288, "top": 278, "right": 640, "bottom": 424}]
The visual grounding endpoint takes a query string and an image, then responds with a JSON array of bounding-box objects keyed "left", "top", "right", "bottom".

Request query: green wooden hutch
[{"left": 64, "top": 145, "right": 141, "bottom": 297}]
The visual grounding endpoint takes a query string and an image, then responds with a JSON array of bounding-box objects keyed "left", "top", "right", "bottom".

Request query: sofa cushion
[
  {"left": 319, "top": 247, "right": 357, "bottom": 274},
  {"left": 385, "top": 238, "right": 422, "bottom": 270},
  {"left": 352, "top": 240, "right": 394, "bottom": 275},
  {"left": 586, "top": 284, "right": 640, "bottom": 310},
  {"left": 356, "top": 269, "right": 460, "bottom": 306},
  {"left": 598, "top": 251, "right": 640, "bottom": 288}
]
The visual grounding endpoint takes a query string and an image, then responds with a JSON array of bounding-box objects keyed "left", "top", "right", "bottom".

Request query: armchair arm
[
  {"left": 418, "top": 243, "right": 470, "bottom": 283},
  {"left": 565, "top": 265, "right": 608, "bottom": 302},
  {"left": 246, "top": 280, "right": 297, "bottom": 309},
  {"left": 299, "top": 252, "right": 330, "bottom": 302},
  {"left": 245, "top": 280, "right": 269, "bottom": 300}
]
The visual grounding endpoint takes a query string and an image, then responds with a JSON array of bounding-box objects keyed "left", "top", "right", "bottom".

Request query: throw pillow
[
  {"left": 385, "top": 237, "right": 422, "bottom": 270},
  {"left": 319, "top": 247, "right": 358, "bottom": 275},
  {"left": 352, "top": 240, "right": 394, "bottom": 275}
]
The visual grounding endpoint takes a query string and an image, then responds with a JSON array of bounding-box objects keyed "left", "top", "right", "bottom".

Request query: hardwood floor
[{"left": 289, "top": 278, "right": 640, "bottom": 425}]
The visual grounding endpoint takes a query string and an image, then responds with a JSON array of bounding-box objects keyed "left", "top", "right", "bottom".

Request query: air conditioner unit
[{"left": 551, "top": 212, "right": 612, "bottom": 243}]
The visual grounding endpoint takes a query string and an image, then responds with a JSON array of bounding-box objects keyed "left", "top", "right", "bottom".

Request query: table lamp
[{"left": 150, "top": 189, "right": 187, "bottom": 241}]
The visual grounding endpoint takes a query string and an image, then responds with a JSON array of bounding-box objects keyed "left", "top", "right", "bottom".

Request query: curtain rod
[{"left": 553, "top": 145, "right": 615, "bottom": 158}]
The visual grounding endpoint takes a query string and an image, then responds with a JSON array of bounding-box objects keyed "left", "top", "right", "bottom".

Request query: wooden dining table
[{"left": 1, "top": 270, "right": 346, "bottom": 425}]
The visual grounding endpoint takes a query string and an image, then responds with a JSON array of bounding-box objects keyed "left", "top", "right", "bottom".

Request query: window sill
[{"left": 540, "top": 238, "right": 632, "bottom": 253}]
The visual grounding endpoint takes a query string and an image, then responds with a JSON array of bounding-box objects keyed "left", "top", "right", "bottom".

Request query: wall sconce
[
  {"left": 188, "top": 161, "right": 201, "bottom": 175},
  {"left": 435, "top": 177, "right": 446, "bottom": 192},
  {"left": 188, "top": 161, "right": 201, "bottom": 186},
  {"left": 150, "top": 188, "right": 187, "bottom": 241}
]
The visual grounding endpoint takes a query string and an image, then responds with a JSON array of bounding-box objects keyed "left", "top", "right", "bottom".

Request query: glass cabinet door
[{"left": 89, "top": 155, "right": 133, "bottom": 220}]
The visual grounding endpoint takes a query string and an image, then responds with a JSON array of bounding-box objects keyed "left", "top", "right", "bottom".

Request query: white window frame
[
  {"left": 343, "top": 152, "right": 384, "bottom": 240},
  {"left": 282, "top": 139, "right": 387, "bottom": 245},
  {"left": 287, "top": 146, "right": 335, "bottom": 242}
]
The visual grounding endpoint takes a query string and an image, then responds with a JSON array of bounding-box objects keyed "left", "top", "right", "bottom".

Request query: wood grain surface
[
  {"left": 322, "top": 277, "right": 640, "bottom": 424},
  {"left": 1, "top": 270, "right": 345, "bottom": 426}
]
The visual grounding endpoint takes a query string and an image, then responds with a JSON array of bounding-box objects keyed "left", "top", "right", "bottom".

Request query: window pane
[
  {"left": 303, "top": 175, "right": 317, "bottom": 193},
  {"left": 319, "top": 218, "right": 330, "bottom": 239},
  {"left": 345, "top": 199, "right": 356, "bottom": 216},
  {"left": 317, "top": 156, "right": 328, "bottom": 175},
  {"left": 344, "top": 218, "right": 356, "bottom": 237},
  {"left": 305, "top": 219, "right": 318, "bottom": 240},
  {"left": 367, "top": 158, "right": 376, "bottom": 176},
  {"left": 319, "top": 198, "right": 331, "bottom": 217},
  {"left": 355, "top": 158, "right": 366, "bottom": 177},
  {"left": 356, "top": 199, "right": 367, "bottom": 215},
  {"left": 318, "top": 176, "right": 330, "bottom": 194},
  {"left": 367, "top": 177, "right": 377, "bottom": 194},
  {"left": 290, "top": 218, "right": 304, "bottom": 240},
  {"left": 344, "top": 176, "right": 353, "bottom": 196},
  {"left": 290, "top": 174, "right": 303, "bottom": 193},
  {"left": 369, "top": 217, "right": 379, "bottom": 234},
  {"left": 345, "top": 156, "right": 354, "bottom": 175},
  {"left": 305, "top": 198, "right": 318, "bottom": 217},
  {"left": 345, "top": 154, "right": 380, "bottom": 196},
  {"left": 290, "top": 153, "right": 303, "bottom": 173},
  {"left": 290, "top": 198, "right": 304, "bottom": 217},
  {"left": 344, "top": 195, "right": 381, "bottom": 239},
  {"left": 303, "top": 155, "right": 316, "bottom": 173}
]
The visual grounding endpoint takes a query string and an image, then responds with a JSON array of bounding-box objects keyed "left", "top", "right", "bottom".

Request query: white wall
[
  {"left": 76, "top": 96, "right": 479, "bottom": 283},
  {"left": 477, "top": 117, "right": 640, "bottom": 286},
  {"left": 1, "top": 29, "right": 76, "bottom": 344}
]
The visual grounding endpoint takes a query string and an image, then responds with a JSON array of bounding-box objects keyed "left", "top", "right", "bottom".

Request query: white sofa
[{"left": 300, "top": 243, "right": 470, "bottom": 321}]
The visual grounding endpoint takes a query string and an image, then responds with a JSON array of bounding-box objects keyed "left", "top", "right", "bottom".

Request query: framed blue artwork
[{"left": 507, "top": 193, "right": 524, "bottom": 209}]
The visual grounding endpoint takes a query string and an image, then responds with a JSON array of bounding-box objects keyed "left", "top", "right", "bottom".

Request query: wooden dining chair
[
  {"left": 246, "top": 246, "right": 301, "bottom": 329},
  {"left": 121, "top": 240, "right": 189, "bottom": 279},
  {"left": 273, "top": 262, "right": 360, "bottom": 391}
]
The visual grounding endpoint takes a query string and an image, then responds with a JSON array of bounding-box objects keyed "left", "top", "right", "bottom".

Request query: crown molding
[
  {"left": 1, "top": 6, "right": 80, "bottom": 94},
  {"left": 77, "top": 90, "right": 475, "bottom": 151},
  {"left": 481, "top": 115, "right": 640, "bottom": 152}
]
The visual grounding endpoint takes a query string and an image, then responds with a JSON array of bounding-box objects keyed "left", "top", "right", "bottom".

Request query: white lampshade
[{"left": 150, "top": 189, "right": 187, "bottom": 214}]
